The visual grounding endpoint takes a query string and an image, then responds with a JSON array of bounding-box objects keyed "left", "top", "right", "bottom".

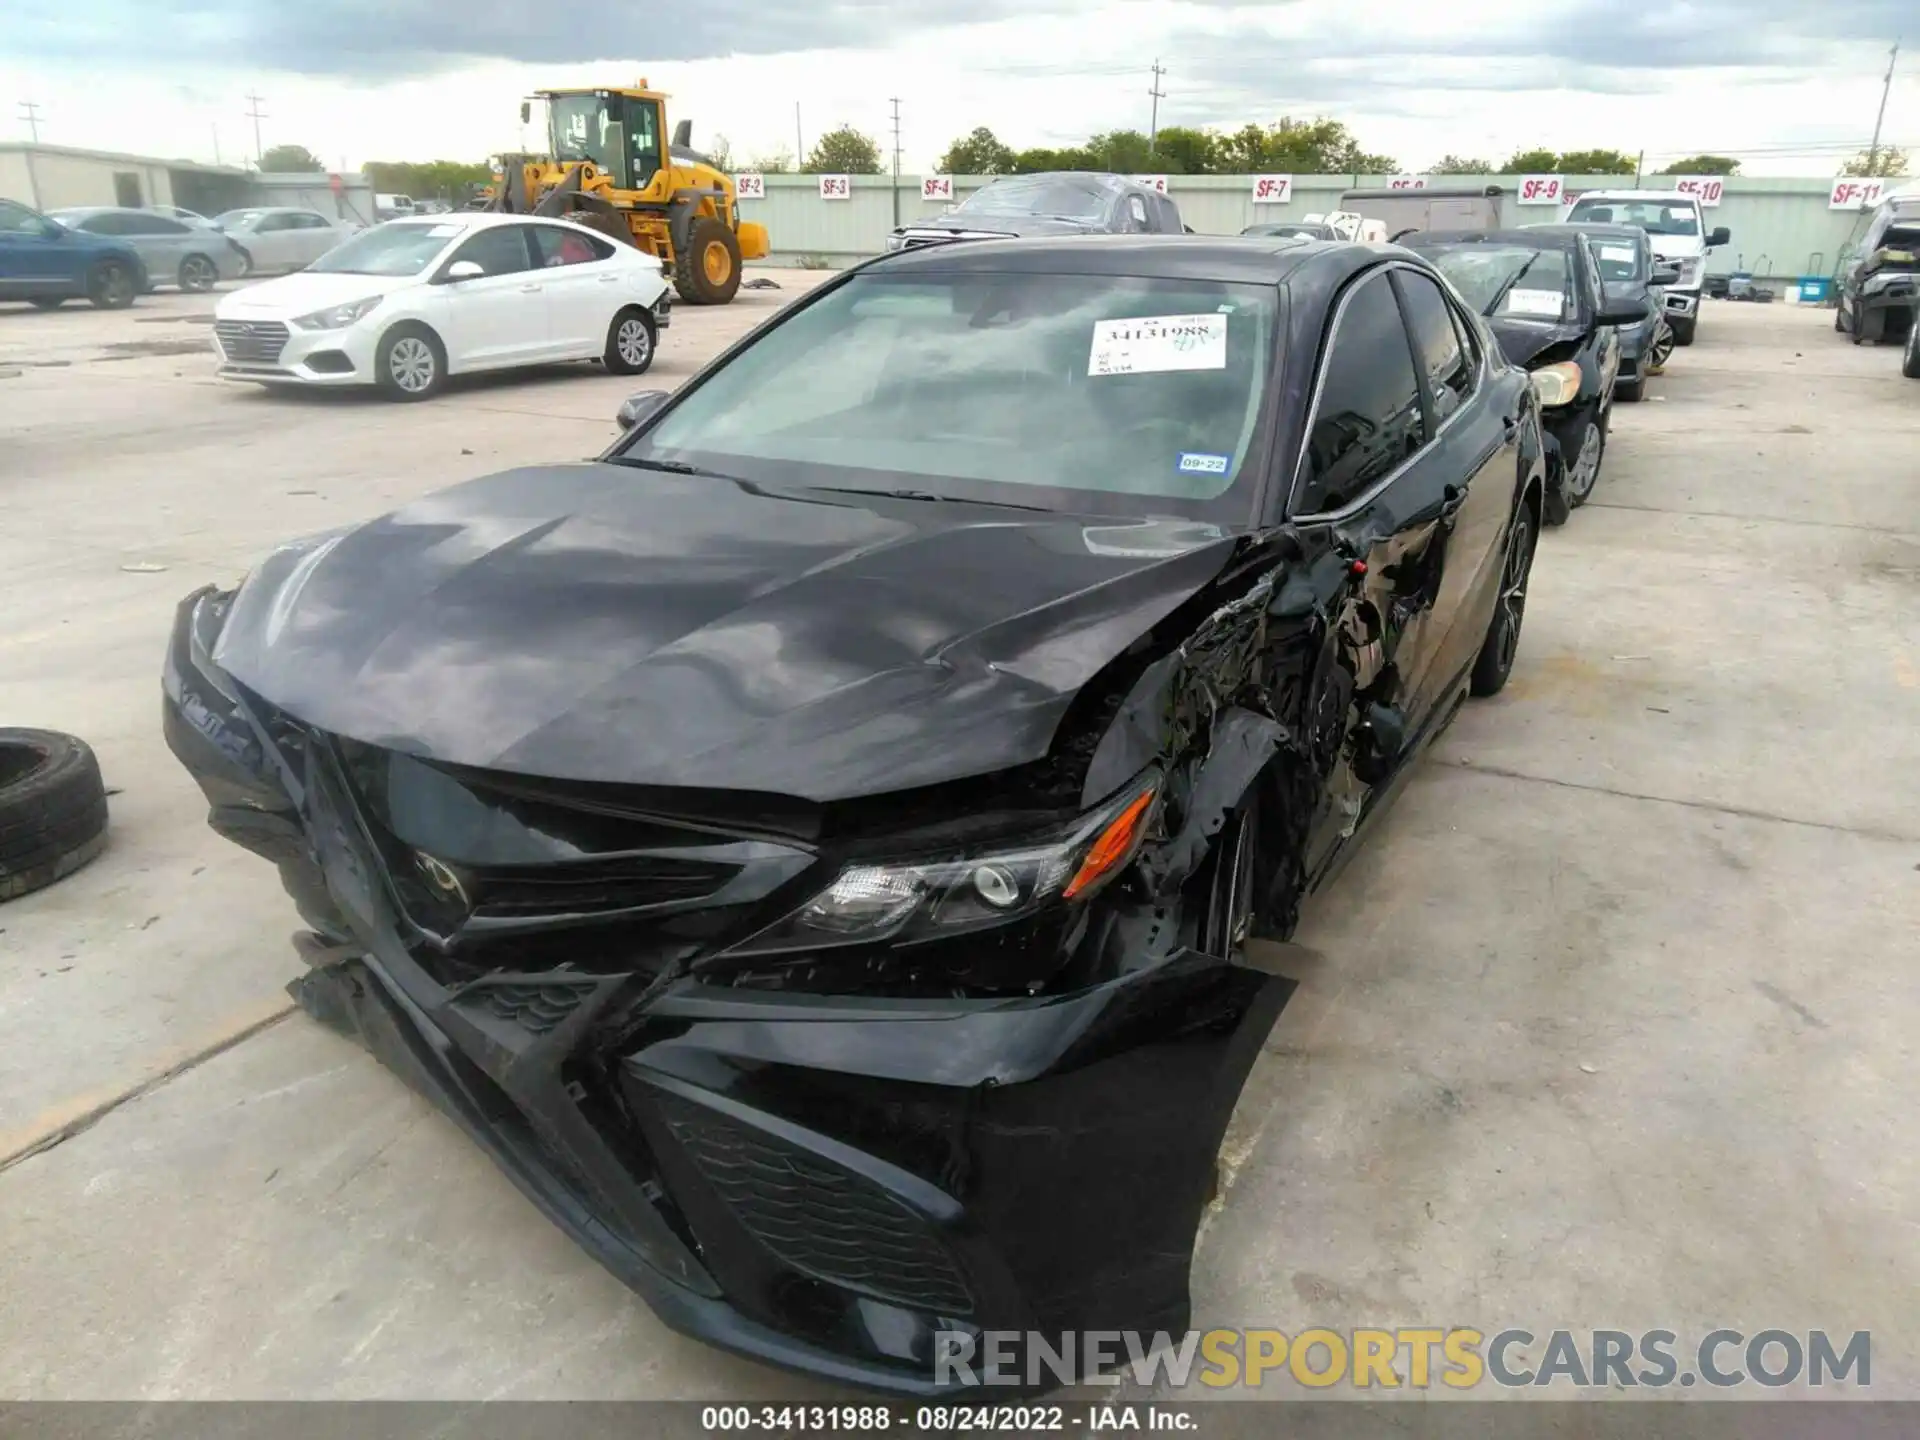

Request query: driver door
[
  {"left": 0, "top": 201, "right": 71, "bottom": 290},
  {"left": 430, "top": 223, "right": 553, "bottom": 368}
]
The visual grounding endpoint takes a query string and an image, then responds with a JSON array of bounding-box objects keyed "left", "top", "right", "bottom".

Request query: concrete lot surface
[{"left": 1, "top": 284, "right": 1916, "bottom": 1399}]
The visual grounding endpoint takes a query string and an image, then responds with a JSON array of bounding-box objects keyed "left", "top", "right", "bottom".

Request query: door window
[
  {"left": 121, "top": 213, "right": 191, "bottom": 236},
  {"left": 625, "top": 98, "right": 662, "bottom": 189},
  {"left": 1294, "top": 270, "right": 1428, "bottom": 515},
  {"left": 254, "top": 214, "right": 292, "bottom": 232},
  {"left": 1124, "top": 194, "right": 1150, "bottom": 232},
  {"left": 76, "top": 212, "right": 129, "bottom": 235},
  {"left": 448, "top": 226, "right": 534, "bottom": 276},
  {"left": 0, "top": 201, "right": 45, "bottom": 234},
  {"left": 531, "top": 225, "right": 614, "bottom": 267},
  {"left": 294, "top": 213, "right": 332, "bottom": 229},
  {"left": 1393, "top": 269, "right": 1476, "bottom": 422}
]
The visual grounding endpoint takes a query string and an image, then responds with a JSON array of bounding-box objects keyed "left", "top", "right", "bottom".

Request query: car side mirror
[
  {"left": 442, "top": 259, "right": 485, "bottom": 282},
  {"left": 1707, "top": 226, "right": 1730, "bottom": 248},
  {"left": 617, "top": 390, "right": 671, "bottom": 429},
  {"left": 1599, "top": 305, "right": 1648, "bottom": 327}
]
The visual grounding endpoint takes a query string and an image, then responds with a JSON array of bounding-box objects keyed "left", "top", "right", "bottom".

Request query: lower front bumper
[
  {"left": 161, "top": 588, "right": 1294, "bottom": 1394},
  {"left": 1663, "top": 288, "right": 1700, "bottom": 320}
]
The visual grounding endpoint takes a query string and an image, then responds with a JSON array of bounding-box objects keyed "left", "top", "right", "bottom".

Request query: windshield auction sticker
[
  {"left": 1504, "top": 289, "right": 1565, "bottom": 317},
  {"left": 1089, "top": 313, "right": 1228, "bottom": 376}
]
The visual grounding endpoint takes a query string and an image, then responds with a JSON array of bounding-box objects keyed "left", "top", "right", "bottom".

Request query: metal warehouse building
[{"left": 0, "top": 143, "right": 376, "bottom": 224}]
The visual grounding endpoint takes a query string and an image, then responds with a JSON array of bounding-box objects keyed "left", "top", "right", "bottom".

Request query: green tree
[
  {"left": 1556, "top": 148, "right": 1637, "bottom": 174},
  {"left": 258, "top": 144, "right": 323, "bottom": 173},
  {"left": 937, "top": 126, "right": 1016, "bottom": 175},
  {"left": 1430, "top": 154, "right": 1496, "bottom": 174},
  {"left": 1215, "top": 117, "right": 1394, "bottom": 174},
  {"left": 1658, "top": 154, "right": 1739, "bottom": 175},
  {"left": 1085, "top": 129, "right": 1156, "bottom": 172},
  {"left": 1500, "top": 148, "right": 1561, "bottom": 173},
  {"left": 365, "top": 160, "right": 493, "bottom": 203},
  {"left": 803, "top": 125, "right": 882, "bottom": 174},
  {"left": 1148, "top": 125, "right": 1221, "bottom": 174},
  {"left": 1841, "top": 146, "right": 1909, "bottom": 177},
  {"left": 1010, "top": 146, "right": 1097, "bottom": 173}
]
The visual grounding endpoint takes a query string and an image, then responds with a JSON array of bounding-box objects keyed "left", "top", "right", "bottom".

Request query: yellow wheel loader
[{"left": 479, "top": 84, "right": 769, "bottom": 305}]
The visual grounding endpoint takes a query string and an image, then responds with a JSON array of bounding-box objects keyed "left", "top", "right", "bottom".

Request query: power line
[
  {"left": 245, "top": 92, "right": 268, "bottom": 164},
  {"left": 1147, "top": 61, "right": 1167, "bottom": 155},
  {"left": 17, "top": 100, "right": 41, "bottom": 143}
]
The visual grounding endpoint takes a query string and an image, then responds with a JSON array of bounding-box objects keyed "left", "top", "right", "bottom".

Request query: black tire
[
  {"left": 1616, "top": 374, "right": 1645, "bottom": 402},
  {"left": 1834, "top": 303, "right": 1846, "bottom": 333},
  {"left": 374, "top": 322, "right": 446, "bottom": 401},
  {"left": 87, "top": 260, "right": 137, "bottom": 310},
  {"left": 1669, "top": 315, "right": 1696, "bottom": 347},
  {"left": 603, "top": 306, "right": 657, "bottom": 375},
  {"left": 29, "top": 297, "right": 65, "bottom": 311},
  {"left": 1902, "top": 319, "right": 1920, "bottom": 380},
  {"left": 1203, "top": 794, "right": 1260, "bottom": 960},
  {"left": 233, "top": 247, "right": 254, "bottom": 278},
  {"left": 1469, "top": 502, "right": 1538, "bottom": 698},
  {"left": 178, "top": 254, "right": 219, "bottom": 293},
  {"left": 674, "top": 215, "right": 742, "bottom": 305},
  {"left": 0, "top": 729, "right": 110, "bottom": 902},
  {"left": 1563, "top": 410, "right": 1607, "bottom": 508}
]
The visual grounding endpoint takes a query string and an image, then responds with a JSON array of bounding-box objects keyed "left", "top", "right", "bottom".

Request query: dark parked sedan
[
  {"left": 1404, "top": 228, "right": 1644, "bottom": 520},
  {"left": 164, "top": 235, "right": 1545, "bottom": 1394},
  {"left": 885, "top": 172, "right": 1184, "bottom": 251},
  {"left": 1525, "top": 221, "right": 1675, "bottom": 401}
]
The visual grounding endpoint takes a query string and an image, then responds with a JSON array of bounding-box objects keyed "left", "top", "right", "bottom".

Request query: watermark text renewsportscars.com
[{"left": 934, "top": 1327, "right": 1871, "bottom": 1391}]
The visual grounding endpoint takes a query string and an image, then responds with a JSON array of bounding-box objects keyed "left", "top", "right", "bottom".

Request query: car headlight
[
  {"left": 721, "top": 778, "right": 1160, "bottom": 957},
  {"left": 291, "top": 296, "right": 383, "bottom": 330},
  {"left": 1529, "top": 361, "right": 1583, "bottom": 408}
]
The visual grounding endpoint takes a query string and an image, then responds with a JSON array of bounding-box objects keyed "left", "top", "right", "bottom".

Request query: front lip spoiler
[{"left": 295, "top": 950, "right": 998, "bottom": 1396}]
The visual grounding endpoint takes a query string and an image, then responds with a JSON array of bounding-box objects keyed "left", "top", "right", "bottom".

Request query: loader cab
[{"left": 541, "top": 89, "right": 665, "bottom": 193}]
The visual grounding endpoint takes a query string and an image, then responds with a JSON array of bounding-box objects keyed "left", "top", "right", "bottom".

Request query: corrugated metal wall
[{"left": 743, "top": 173, "right": 1889, "bottom": 284}]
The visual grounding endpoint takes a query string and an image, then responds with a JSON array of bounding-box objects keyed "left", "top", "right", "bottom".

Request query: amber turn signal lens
[{"left": 1064, "top": 789, "right": 1156, "bottom": 900}]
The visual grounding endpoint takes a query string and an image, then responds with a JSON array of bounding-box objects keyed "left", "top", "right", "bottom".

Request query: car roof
[
  {"left": 866, "top": 233, "right": 1399, "bottom": 289},
  {"left": 1569, "top": 189, "right": 1694, "bottom": 202},
  {"left": 974, "top": 170, "right": 1160, "bottom": 197},
  {"left": 380, "top": 212, "right": 570, "bottom": 234},
  {"left": 1406, "top": 228, "right": 1582, "bottom": 253},
  {"left": 1526, "top": 221, "right": 1646, "bottom": 244}
]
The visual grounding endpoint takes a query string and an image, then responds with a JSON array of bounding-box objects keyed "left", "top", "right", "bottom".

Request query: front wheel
[
  {"left": 1616, "top": 374, "right": 1645, "bottom": 402},
  {"left": 374, "top": 323, "right": 446, "bottom": 401},
  {"left": 1669, "top": 315, "right": 1696, "bottom": 347},
  {"left": 673, "top": 215, "right": 742, "bottom": 305},
  {"left": 1902, "top": 319, "right": 1920, "bottom": 380},
  {"left": 603, "top": 307, "right": 657, "bottom": 375},
  {"left": 87, "top": 261, "right": 137, "bottom": 310},
  {"left": 1563, "top": 411, "right": 1606, "bottom": 507},
  {"left": 1469, "top": 503, "right": 1538, "bottom": 698}
]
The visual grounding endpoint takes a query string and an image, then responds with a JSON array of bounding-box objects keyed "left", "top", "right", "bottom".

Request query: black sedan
[
  {"left": 163, "top": 235, "right": 1545, "bottom": 1394},
  {"left": 1527, "top": 221, "right": 1675, "bottom": 402},
  {"left": 885, "top": 172, "right": 1184, "bottom": 251},
  {"left": 1403, "top": 228, "right": 1645, "bottom": 520}
]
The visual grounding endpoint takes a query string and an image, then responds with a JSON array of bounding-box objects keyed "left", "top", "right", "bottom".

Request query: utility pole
[
  {"left": 794, "top": 102, "right": 804, "bottom": 171},
  {"left": 245, "top": 92, "right": 268, "bottom": 165},
  {"left": 889, "top": 97, "right": 903, "bottom": 227},
  {"left": 1634, "top": 149, "right": 1644, "bottom": 186},
  {"left": 211, "top": 122, "right": 222, "bottom": 166},
  {"left": 1865, "top": 39, "right": 1899, "bottom": 177},
  {"left": 17, "top": 100, "right": 41, "bottom": 143},
  {"left": 1147, "top": 62, "right": 1167, "bottom": 156}
]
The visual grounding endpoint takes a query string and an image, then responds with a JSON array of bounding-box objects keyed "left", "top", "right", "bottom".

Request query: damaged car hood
[
  {"left": 210, "top": 463, "right": 1239, "bottom": 802},
  {"left": 1486, "top": 317, "right": 1585, "bottom": 369}
]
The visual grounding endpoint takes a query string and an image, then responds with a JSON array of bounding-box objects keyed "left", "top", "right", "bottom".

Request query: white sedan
[{"left": 212, "top": 213, "right": 671, "bottom": 400}]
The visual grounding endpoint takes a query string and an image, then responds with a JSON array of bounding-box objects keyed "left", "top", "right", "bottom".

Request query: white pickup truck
[{"left": 1560, "top": 189, "right": 1731, "bottom": 346}]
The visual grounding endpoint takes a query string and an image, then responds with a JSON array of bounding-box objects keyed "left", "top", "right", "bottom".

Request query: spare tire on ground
[{"left": 0, "top": 729, "right": 110, "bottom": 902}]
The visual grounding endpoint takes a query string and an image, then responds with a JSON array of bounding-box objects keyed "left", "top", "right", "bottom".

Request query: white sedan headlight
[{"left": 291, "top": 296, "right": 383, "bottom": 331}]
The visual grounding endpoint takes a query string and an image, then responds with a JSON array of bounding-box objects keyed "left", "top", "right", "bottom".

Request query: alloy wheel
[
  {"left": 180, "top": 256, "right": 216, "bottom": 292},
  {"left": 616, "top": 317, "right": 652, "bottom": 369},
  {"left": 1495, "top": 512, "right": 1535, "bottom": 672},
  {"left": 1566, "top": 422, "right": 1603, "bottom": 501},
  {"left": 389, "top": 337, "right": 435, "bottom": 393}
]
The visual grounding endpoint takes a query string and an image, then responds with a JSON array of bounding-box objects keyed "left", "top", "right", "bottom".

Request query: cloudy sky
[{"left": 4, "top": 0, "right": 1914, "bottom": 176}]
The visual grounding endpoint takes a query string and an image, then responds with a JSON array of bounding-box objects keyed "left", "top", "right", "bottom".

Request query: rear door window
[
  {"left": 1393, "top": 269, "right": 1476, "bottom": 423},
  {"left": 531, "top": 225, "right": 614, "bottom": 267}
]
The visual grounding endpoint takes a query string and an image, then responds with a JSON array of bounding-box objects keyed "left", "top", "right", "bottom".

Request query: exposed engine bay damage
[{"left": 158, "top": 476, "right": 1467, "bottom": 1393}]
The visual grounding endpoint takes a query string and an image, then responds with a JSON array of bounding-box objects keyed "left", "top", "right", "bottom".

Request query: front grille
[
  {"left": 463, "top": 978, "right": 597, "bottom": 1035},
  {"left": 215, "top": 319, "right": 289, "bottom": 365},
  {"left": 658, "top": 1096, "right": 975, "bottom": 1316},
  {"left": 474, "top": 856, "right": 734, "bottom": 918}
]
